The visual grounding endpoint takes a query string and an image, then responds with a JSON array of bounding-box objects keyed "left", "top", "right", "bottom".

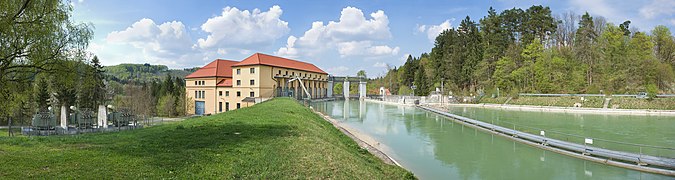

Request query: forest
[
  {"left": 371, "top": 6, "right": 675, "bottom": 97},
  {"left": 0, "top": 1, "right": 196, "bottom": 125}
]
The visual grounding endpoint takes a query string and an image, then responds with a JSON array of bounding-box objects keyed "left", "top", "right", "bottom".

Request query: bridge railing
[{"left": 484, "top": 116, "right": 675, "bottom": 159}]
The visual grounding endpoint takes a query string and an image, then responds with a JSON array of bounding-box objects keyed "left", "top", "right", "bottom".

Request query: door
[{"left": 195, "top": 101, "right": 205, "bottom": 115}]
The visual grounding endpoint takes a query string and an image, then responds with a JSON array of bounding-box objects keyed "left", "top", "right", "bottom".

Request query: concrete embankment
[
  {"left": 444, "top": 103, "right": 675, "bottom": 116},
  {"left": 311, "top": 107, "right": 402, "bottom": 167}
]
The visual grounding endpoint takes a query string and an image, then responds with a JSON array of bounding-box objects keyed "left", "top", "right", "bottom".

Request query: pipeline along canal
[{"left": 311, "top": 100, "right": 674, "bottom": 179}]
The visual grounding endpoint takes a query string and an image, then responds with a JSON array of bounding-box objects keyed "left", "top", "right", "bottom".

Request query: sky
[{"left": 71, "top": 0, "right": 675, "bottom": 77}]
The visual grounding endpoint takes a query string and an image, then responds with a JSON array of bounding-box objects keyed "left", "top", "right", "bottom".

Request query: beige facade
[{"left": 186, "top": 64, "right": 328, "bottom": 115}]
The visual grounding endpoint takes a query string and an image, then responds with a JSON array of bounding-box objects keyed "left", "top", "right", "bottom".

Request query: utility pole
[{"left": 441, "top": 78, "right": 444, "bottom": 104}]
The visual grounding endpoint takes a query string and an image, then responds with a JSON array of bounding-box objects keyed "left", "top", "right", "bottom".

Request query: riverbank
[
  {"left": 480, "top": 96, "right": 675, "bottom": 110},
  {"left": 442, "top": 103, "right": 675, "bottom": 116},
  {"left": 312, "top": 109, "right": 402, "bottom": 166},
  {"left": 0, "top": 98, "right": 413, "bottom": 179}
]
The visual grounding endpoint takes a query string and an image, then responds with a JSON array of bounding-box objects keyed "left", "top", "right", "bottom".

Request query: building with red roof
[{"left": 185, "top": 53, "right": 328, "bottom": 115}]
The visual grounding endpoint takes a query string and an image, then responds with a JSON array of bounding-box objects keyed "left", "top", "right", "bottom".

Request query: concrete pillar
[
  {"left": 359, "top": 82, "right": 366, "bottom": 98},
  {"left": 343, "top": 81, "right": 350, "bottom": 99},
  {"left": 327, "top": 81, "right": 333, "bottom": 98},
  {"left": 60, "top": 105, "right": 67, "bottom": 130},
  {"left": 98, "top": 105, "right": 108, "bottom": 128}
]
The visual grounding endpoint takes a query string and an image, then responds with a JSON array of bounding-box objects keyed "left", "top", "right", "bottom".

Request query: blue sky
[{"left": 71, "top": 0, "right": 675, "bottom": 77}]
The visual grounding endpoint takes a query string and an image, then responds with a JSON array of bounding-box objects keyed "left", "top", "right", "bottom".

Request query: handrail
[{"left": 418, "top": 105, "right": 675, "bottom": 170}]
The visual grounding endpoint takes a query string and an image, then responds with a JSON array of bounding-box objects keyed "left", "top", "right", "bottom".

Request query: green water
[
  {"left": 311, "top": 100, "right": 674, "bottom": 180},
  {"left": 444, "top": 106, "right": 675, "bottom": 157}
]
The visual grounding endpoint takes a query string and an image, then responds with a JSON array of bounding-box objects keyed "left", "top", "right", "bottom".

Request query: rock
[{"left": 573, "top": 103, "right": 582, "bottom": 108}]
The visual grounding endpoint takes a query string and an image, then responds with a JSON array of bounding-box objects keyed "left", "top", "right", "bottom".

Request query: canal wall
[
  {"left": 418, "top": 105, "right": 675, "bottom": 177},
  {"left": 445, "top": 103, "right": 675, "bottom": 116}
]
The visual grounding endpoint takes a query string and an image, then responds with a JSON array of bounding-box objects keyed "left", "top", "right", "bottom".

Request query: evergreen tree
[
  {"left": 414, "top": 65, "right": 429, "bottom": 96},
  {"left": 575, "top": 12, "right": 599, "bottom": 86},
  {"left": 34, "top": 75, "right": 50, "bottom": 109},
  {"left": 478, "top": 7, "right": 509, "bottom": 88},
  {"left": 522, "top": 5, "right": 557, "bottom": 44}
]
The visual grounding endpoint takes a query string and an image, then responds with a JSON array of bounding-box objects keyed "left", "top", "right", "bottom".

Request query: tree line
[
  {"left": 0, "top": 1, "right": 188, "bottom": 125},
  {"left": 374, "top": 6, "right": 675, "bottom": 96}
]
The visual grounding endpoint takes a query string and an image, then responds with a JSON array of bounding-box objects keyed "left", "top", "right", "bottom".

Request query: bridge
[{"left": 327, "top": 76, "right": 368, "bottom": 99}]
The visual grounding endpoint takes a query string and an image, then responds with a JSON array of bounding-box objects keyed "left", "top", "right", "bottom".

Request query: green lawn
[{"left": 0, "top": 98, "right": 413, "bottom": 179}]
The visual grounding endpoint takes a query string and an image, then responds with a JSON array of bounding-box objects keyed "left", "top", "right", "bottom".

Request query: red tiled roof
[
  {"left": 232, "top": 53, "right": 327, "bottom": 74},
  {"left": 186, "top": 59, "right": 239, "bottom": 78},
  {"left": 216, "top": 78, "right": 232, "bottom": 87}
]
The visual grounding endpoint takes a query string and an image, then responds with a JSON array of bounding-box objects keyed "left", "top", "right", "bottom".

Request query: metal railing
[{"left": 419, "top": 105, "right": 675, "bottom": 171}]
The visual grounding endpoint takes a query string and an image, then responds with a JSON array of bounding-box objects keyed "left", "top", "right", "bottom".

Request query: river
[{"left": 311, "top": 100, "right": 674, "bottom": 179}]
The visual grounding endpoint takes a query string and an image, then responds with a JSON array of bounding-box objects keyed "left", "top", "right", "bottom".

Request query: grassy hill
[{"left": 0, "top": 98, "right": 413, "bottom": 179}]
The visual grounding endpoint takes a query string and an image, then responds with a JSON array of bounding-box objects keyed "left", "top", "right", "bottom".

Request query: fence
[
  {"left": 2, "top": 113, "right": 182, "bottom": 137},
  {"left": 519, "top": 93, "right": 675, "bottom": 98}
]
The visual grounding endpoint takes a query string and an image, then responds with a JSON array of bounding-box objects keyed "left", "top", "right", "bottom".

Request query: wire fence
[{"left": 2, "top": 113, "right": 183, "bottom": 137}]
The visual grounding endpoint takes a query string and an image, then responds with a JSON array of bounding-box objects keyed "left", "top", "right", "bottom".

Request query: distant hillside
[{"left": 103, "top": 63, "right": 199, "bottom": 83}]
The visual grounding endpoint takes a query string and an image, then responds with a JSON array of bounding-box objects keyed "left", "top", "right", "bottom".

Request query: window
[
  {"left": 236, "top": 103, "right": 241, "bottom": 109},
  {"left": 225, "top": 102, "right": 230, "bottom": 111},
  {"left": 219, "top": 102, "right": 222, "bottom": 112},
  {"left": 285, "top": 71, "right": 288, "bottom": 75},
  {"left": 250, "top": 79, "right": 255, "bottom": 85},
  {"left": 292, "top": 72, "right": 295, "bottom": 76},
  {"left": 278, "top": 70, "right": 281, "bottom": 75},
  {"left": 250, "top": 68, "right": 255, "bottom": 74},
  {"left": 195, "top": 91, "right": 198, "bottom": 98},
  {"left": 202, "top": 81, "right": 205, "bottom": 85},
  {"left": 219, "top": 91, "right": 222, "bottom": 96},
  {"left": 226, "top": 91, "right": 229, "bottom": 96},
  {"left": 237, "top": 91, "right": 241, "bottom": 97},
  {"left": 236, "top": 80, "right": 241, "bottom": 86},
  {"left": 236, "top": 69, "right": 241, "bottom": 74},
  {"left": 194, "top": 81, "right": 197, "bottom": 85},
  {"left": 250, "top": 91, "right": 255, "bottom": 97}
]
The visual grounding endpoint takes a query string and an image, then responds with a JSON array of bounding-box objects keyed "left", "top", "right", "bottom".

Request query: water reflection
[{"left": 312, "top": 100, "right": 671, "bottom": 180}]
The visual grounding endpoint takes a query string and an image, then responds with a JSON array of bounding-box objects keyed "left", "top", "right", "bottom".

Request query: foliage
[
  {"left": 103, "top": 63, "right": 196, "bottom": 83},
  {"left": 0, "top": 0, "right": 92, "bottom": 117},
  {"left": 0, "top": 98, "right": 413, "bottom": 179},
  {"left": 374, "top": 5, "right": 675, "bottom": 96}
]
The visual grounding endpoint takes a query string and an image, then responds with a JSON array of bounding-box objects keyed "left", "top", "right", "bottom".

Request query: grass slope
[
  {"left": 480, "top": 96, "right": 675, "bottom": 110},
  {"left": 0, "top": 98, "right": 413, "bottom": 179}
]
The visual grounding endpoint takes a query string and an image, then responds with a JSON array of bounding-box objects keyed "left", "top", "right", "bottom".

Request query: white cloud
[
  {"left": 276, "top": 7, "right": 398, "bottom": 58},
  {"left": 336, "top": 41, "right": 399, "bottom": 57},
  {"left": 325, "top": 7, "right": 391, "bottom": 42},
  {"left": 197, "top": 5, "right": 289, "bottom": 49},
  {"left": 373, "top": 62, "right": 388, "bottom": 68},
  {"left": 105, "top": 18, "right": 198, "bottom": 67},
  {"left": 326, "top": 66, "right": 350, "bottom": 75},
  {"left": 640, "top": 0, "right": 675, "bottom": 19},
  {"left": 417, "top": 19, "right": 454, "bottom": 42}
]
